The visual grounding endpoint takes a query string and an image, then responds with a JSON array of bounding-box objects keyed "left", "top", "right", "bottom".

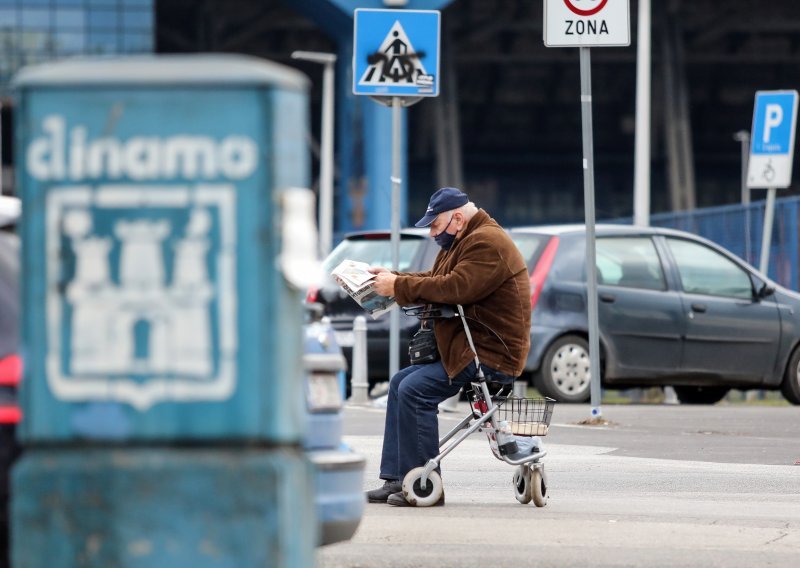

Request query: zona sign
[{"left": 544, "top": 0, "right": 630, "bottom": 47}]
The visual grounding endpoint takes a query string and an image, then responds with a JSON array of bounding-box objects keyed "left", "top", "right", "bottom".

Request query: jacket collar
[{"left": 458, "top": 209, "right": 489, "bottom": 241}]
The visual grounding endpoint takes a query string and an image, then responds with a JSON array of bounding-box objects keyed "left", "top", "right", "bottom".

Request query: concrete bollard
[
  {"left": 663, "top": 385, "right": 679, "bottom": 404},
  {"left": 513, "top": 379, "right": 528, "bottom": 398},
  {"left": 350, "top": 315, "right": 370, "bottom": 404}
]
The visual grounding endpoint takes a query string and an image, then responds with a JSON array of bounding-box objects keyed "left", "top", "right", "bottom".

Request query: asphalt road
[{"left": 318, "top": 401, "right": 800, "bottom": 567}]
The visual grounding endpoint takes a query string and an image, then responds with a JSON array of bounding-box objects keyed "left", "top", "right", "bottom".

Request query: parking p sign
[{"left": 747, "top": 90, "right": 799, "bottom": 189}]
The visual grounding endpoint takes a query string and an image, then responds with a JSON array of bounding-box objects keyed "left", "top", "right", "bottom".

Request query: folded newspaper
[{"left": 331, "top": 259, "right": 396, "bottom": 318}]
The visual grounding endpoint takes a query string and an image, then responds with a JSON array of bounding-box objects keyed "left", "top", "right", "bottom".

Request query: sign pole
[
  {"left": 389, "top": 96, "right": 402, "bottom": 378},
  {"left": 759, "top": 186, "right": 776, "bottom": 275},
  {"left": 579, "top": 47, "right": 603, "bottom": 418}
]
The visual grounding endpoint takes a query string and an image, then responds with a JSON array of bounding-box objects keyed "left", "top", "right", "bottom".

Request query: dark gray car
[
  {"left": 510, "top": 224, "right": 800, "bottom": 405},
  {"left": 311, "top": 229, "right": 439, "bottom": 391},
  {"left": 0, "top": 230, "right": 21, "bottom": 564}
]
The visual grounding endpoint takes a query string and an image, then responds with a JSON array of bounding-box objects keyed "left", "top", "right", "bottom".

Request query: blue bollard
[{"left": 12, "top": 55, "right": 317, "bottom": 567}]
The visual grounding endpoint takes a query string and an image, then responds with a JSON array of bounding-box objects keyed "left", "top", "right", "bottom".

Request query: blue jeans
[{"left": 379, "top": 360, "right": 515, "bottom": 481}]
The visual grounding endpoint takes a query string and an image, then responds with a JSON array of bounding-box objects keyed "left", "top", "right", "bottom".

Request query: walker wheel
[
  {"left": 402, "top": 468, "right": 443, "bottom": 507},
  {"left": 513, "top": 465, "right": 532, "bottom": 504},
  {"left": 532, "top": 466, "right": 548, "bottom": 507}
]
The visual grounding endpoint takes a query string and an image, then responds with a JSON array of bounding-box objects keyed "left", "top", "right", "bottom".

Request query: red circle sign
[{"left": 563, "top": 0, "right": 609, "bottom": 16}]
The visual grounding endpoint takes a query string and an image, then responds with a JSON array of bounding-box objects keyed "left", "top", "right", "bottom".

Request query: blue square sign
[
  {"left": 748, "top": 90, "right": 799, "bottom": 188},
  {"left": 353, "top": 9, "right": 440, "bottom": 97}
]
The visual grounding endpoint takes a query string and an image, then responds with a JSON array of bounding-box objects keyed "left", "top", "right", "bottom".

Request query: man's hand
[
  {"left": 367, "top": 266, "right": 390, "bottom": 275},
  {"left": 372, "top": 271, "right": 397, "bottom": 297}
]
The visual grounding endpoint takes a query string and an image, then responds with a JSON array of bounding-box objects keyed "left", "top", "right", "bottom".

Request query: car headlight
[
  {"left": 306, "top": 371, "right": 344, "bottom": 411},
  {"left": 304, "top": 352, "right": 347, "bottom": 412}
]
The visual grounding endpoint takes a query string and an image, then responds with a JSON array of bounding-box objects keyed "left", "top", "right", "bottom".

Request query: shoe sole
[
  {"left": 387, "top": 493, "right": 445, "bottom": 507},
  {"left": 387, "top": 499, "right": 445, "bottom": 507}
]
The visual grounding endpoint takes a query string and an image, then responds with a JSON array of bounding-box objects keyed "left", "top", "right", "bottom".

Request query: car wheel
[
  {"left": 780, "top": 347, "right": 800, "bottom": 405},
  {"left": 536, "top": 335, "right": 592, "bottom": 403},
  {"left": 672, "top": 385, "right": 729, "bottom": 405}
]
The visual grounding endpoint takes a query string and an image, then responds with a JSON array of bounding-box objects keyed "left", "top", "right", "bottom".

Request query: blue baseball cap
[{"left": 414, "top": 187, "right": 469, "bottom": 228}]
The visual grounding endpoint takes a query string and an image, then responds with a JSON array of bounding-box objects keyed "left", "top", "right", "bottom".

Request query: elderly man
[{"left": 366, "top": 187, "right": 531, "bottom": 507}]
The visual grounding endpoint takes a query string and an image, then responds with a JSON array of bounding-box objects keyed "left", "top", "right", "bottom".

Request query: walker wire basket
[{"left": 496, "top": 397, "right": 555, "bottom": 437}]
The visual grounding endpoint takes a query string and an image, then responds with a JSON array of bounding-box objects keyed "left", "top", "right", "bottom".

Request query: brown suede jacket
[{"left": 393, "top": 209, "right": 531, "bottom": 378}]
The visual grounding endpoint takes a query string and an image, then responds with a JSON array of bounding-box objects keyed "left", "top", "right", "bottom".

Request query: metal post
[
  {"left": 579, "top": 47, "right": 602, "bottom": 418},
  {"left": 389, "top": 97, "right": 402, "bottom": 379},
  {"left": 290, "top": 51, "right": 337, "bottom": 257},
  {"left": 734, "top": 130, "right": 752, "bottom": 262},
  {"left": 759, "top": 187, "right": 776, "bottom": 275},
  {"left": 633, "top": 0, "right": 651, "bottom": 227},
  {"left": 735, "top": 131, "right": 751, "bottom": 206},
  {"left": 350, "top": 315, "right": 369, "bottom": 403},
  {"left": 320, "top": 58, "right": 335, "bottom": 257}
]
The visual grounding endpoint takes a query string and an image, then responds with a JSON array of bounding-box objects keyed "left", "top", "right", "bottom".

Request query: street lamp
[{"left": 291, "top": 50, "right": 337, "bottom": 257}]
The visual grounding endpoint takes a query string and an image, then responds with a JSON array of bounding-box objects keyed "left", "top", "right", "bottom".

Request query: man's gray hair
[{"left": 457, "top": 201, "right": 479, "bottom": 218}]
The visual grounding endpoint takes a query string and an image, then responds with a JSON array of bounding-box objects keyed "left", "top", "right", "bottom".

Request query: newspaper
[{"left": 330, "top": 259, "right": 396, "bottom": 319}]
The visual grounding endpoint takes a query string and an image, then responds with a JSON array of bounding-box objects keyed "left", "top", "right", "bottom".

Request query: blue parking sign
[
  {"left": 353, "top": 9, "right": 440, "bottom": 97},
  {"left": 748, "top": 90, "right": 799, "bottom": 188}
]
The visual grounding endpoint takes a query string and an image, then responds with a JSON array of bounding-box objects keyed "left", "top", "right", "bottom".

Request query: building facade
[{"left": 0, "top": 0, "right": 154, "bottom": 195}]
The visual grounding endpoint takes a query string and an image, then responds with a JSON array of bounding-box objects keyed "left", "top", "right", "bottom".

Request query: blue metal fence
[{"left": 614, "top": 196, "right": 800, "bottom": 291}]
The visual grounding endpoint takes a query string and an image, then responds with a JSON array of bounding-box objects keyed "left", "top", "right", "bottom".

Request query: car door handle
[
  {"left": 691, "top": 303, "right": 707, "bottom": 313},
  {"left": 599, "top": 293, "right": 616, "bottom": 303}
]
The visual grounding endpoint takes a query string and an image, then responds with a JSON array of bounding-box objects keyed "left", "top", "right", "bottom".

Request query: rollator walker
[{"left": 401, "top": 304, "right": 555, "bottom": 507}]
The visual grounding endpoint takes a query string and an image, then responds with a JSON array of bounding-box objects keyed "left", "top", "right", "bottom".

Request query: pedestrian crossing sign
[{"left": 353, "top": 9, "right": 440, "bottom": 97}]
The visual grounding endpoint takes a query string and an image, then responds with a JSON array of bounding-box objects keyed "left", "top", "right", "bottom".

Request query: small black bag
[{"left": 408, "top": 327, "right": 440, "bottom": 364}]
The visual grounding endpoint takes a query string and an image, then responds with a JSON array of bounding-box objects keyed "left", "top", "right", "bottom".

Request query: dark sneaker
[
  {"left": 365, "top": 480, "right": 403, "bottom": 503},
  {"left": 387, "top": 490, "right": 445, "bottom": 507}
]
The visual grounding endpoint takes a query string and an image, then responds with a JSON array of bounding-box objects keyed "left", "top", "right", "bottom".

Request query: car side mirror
[{"left": 757, "top": 283, "right": 776, "bottom": 299}]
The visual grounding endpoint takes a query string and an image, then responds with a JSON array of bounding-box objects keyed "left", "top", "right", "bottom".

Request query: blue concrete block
[{"left": 11, "top": 447, "right": 316, "bottom": 567}]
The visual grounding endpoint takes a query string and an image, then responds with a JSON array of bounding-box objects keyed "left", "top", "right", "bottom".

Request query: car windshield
[{"left": 322, "top": 236, "right": 426, "bottom": 273}]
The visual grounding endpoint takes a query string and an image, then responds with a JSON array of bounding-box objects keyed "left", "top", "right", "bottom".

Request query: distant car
[
  {"left": 301, "top": 309, "right": 365, "bottom": 545},
  {"left": 310, "top": 229, "right": 439, "bottom": 390},
  {"left": 509, "top": 224, "right": 800, "bottom": 405}
]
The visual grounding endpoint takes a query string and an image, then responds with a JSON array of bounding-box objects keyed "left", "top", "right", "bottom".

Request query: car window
[
  {"left": 510, "top": 233, "right": 550, "bottom": 270},
  {"left": 595, "top": 237, "right": 665, "bottom": 291},
  {"left": 666, "top": 238, "right": 753, "bottom": 299},
  {"left": 549, "top": 237, "right": 584, "bottom": 282},
  {"left": 322, "top": 237, "right": 425, "bottom": 273}
]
